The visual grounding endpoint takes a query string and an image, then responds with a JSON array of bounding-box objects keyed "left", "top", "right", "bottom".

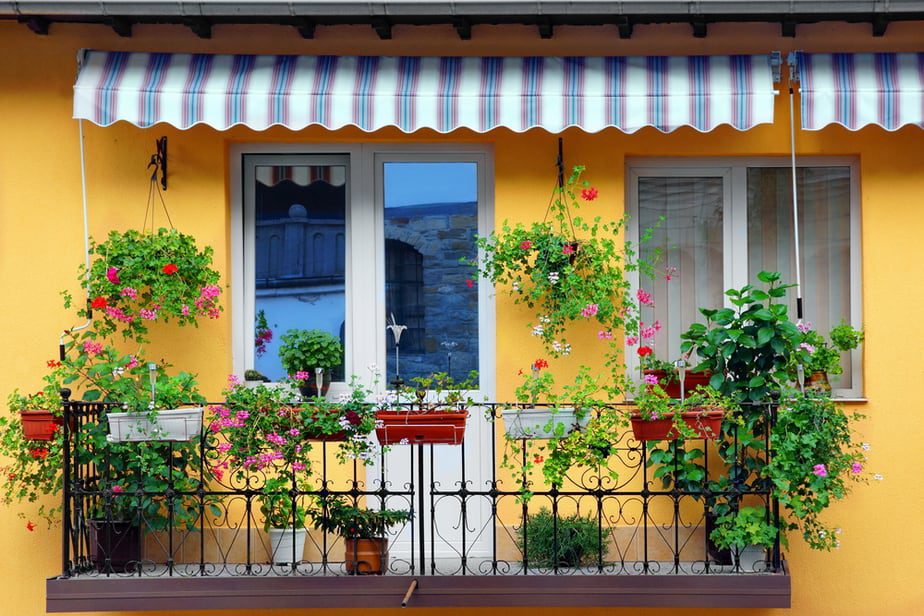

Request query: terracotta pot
[
  {"left": 20, "top": 410, "right": 60, "bottom": 441},
  {"left": 643, "top": 369, "right": 712, "bottom": 399},
  {"left": 375, "top": 410, "right": 468, "bottom": 445},
  {"left": 344, "top": 537, "right": 388, "bottom": 575},
  {"left": 630, "top": 408, "right": 724, "bottom": 441},
  {"left": 89, "top": 519, "right": 141, "bottom": 573},
  {"left": 806, "top": 371, "right": 832, "bottom": 393}
]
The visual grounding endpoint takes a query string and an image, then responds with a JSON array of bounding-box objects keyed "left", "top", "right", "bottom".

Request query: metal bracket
[
  {"left": 769, "top": 51, "right": 782, "bottom": 84},
  {"left": 787, "top": 51, "right": 801, "bottom": 85},
  {"left": 148, "top": 136, "right": 168, "bottom": 191}
]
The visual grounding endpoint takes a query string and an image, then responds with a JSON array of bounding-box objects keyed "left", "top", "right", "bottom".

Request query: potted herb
[
  {"left": 501, "top": 359, "right": 589, "bottom": 440},
  {"left": 517, "top": 508, "right": 606, "bottom": 569},
  {"left": 278, "top": 329, "right": 343, "bottom": 397},
  {"left": 374, "top": 371, "right": 476, "bottom": 446},
  {"left": 310, "top": 496, "right": 411, "bottom": 575},
  {"left": 70, "top": 227, "right": 222, "bottom": 344},
  {"left": 708, "top": 506, "right": 778, "bottom": 571}
]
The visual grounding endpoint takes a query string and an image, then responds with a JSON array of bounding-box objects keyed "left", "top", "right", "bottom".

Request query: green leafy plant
[
  {"left": 244, "top": 369, "right": 268, "bottom": 382},
  {"left": 407, "top": 370, "right": 479, "bottom": 408},
  {"left": 73, "top": 227, "right": 222, "bottom": 343},
  {"left": 309, "top": 495, "right": 411, "bottom": 539},
  {"left": 767, "top": 391, "right": 867, "bottom": 550},
  {"left": 261, "top": 476, "right": 308, "bottom": 531},
  {"left": 709, "top": 506, "right": 778, "bottom": 551},
  {"left": 278, "top": 329, "right": 343, "bottom": 376},
  {"left": 795, "top": 321, "right": 864, "bottom": 376},
  {"left": 517, "top": 507, "right": 606, "bottom": 567}
]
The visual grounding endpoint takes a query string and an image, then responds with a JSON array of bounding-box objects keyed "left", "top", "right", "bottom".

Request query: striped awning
[
  {"left": 73, "top": 50, "right": 778, "bottom": 134},
  {"left": 792, "top": 51, "right": 924, "bottom": 131}
]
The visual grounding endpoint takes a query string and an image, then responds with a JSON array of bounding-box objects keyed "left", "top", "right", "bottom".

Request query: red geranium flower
[
  {"left": 533, "top": 455, "right": 544, "bottom": 464},
  {"left": 637, "top": 346, "right": 653, "bottom": 357},
  {"left": 26, "top": 521, "right": 35, "bottom": 532},
  {"left": 465, "top": 278, "right": 474, "bottom": 289},
  {"left": 91, "top": 296, "right": 108, "bottom": 309},
  {"left": 28, "top": 447, "right": 49, "bottom": 460},
  {"left": 520, "top": 240, "right": 533, "bottom": 250},
  {"left": 532, "top": 358, "right": 549, "bottom": 371},
  {"left": 580, "top": 187, "right": 599, "bottom": 201},
  {"left": 162, "top": 263, "right": 179, "bottom": 275}
]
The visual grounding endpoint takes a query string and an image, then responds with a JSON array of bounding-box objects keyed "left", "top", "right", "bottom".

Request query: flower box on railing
[
  {"left": 20, "top": 410, "right": 62, "bottom": 441},
  {"left": 501, "top": 407, "right": 589, "bottom": 440},
  {"left": 630, "top": 408, "right": 724, "bottom": 441},
  {"left": 106, "top": 407, "right": 204, "bottom": 442},
  {"left": 375, "top": 409, "right": 468, "bottom": 445}
]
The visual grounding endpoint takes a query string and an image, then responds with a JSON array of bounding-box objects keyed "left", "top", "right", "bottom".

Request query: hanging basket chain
[{"left": 541, "top": 138, "right": 577, "bottom": 242}]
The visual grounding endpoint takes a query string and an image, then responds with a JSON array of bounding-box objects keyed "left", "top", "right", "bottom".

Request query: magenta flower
[
  {"left": 813, "top": 464, "right": 828, "bottom": 478},
  {"left": 626, "top": 335, "right": 638, "bottom": 346},
  {"left": 111, "top": 485, "right": 123, "bottom": 494},
  {"left": 120, "top": 287, "right": 138, "bottom": 299},
  {"left": 598, "top": 330, "right": 613, "bottom": 340},
  {"left": 643, "top": 374, "right": 659, "bottom": 385},
  {"left": 82, "top": 341, "right": 103, "bottom": 356},
  {"left": 636, "top": 288, "right": 654, "bottom": 307},
  {"left": 294, "top": 370, "right": 311, "bottom": 381},
  {"left": 800, "top": 342, "right": 816, "bottom": 354},
  {"left": 181, "top": 304, "right": 190, "bottom": 316},
  {"left": 139, "top": 308, "right": 158, "bottom": 320},
  {"left": 126, "top": 355, "right": 140, "bottom": 369},
  {"left": 664, "top": 265, "right": 677, "bottom": 281},
  {"left": 227, "top": 374, "right": 241, "bottom": 386},
  {"left": 581, "top": 303, "right": 599, "bottom": 318},
  {"left": 851, "top": 462, "right": 863, "bottom": 474},
  {"left": 797, "top": 320, "right": 813, "bottom": 334},
  {"left": 293, "top": 462, "right": 307, "bottom": 471},
  {"left": 106, "top": 267, "right": 120, "bottom": 285}
]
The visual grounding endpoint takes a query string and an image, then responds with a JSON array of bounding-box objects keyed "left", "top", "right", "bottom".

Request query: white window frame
[
  {"left": 231, "top": 143, "right": 495, "bottom": 401},
  {"left": 626, "top": 157, "right": 863, "bottom": 399}
]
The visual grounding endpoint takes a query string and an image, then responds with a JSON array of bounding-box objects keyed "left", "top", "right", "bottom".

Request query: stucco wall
[{"left": 0, "top": 20, "right": 922, "bottom": 615}]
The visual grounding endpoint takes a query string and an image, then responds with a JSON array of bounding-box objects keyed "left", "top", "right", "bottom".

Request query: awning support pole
[{"left": 788, "top": 86, "right": 804, "bottom": 320}]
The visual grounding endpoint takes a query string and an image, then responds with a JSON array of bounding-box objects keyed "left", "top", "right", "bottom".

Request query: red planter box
[
  {"left": 630, "top": 409, "right": 724, "bottom": 441},
  {"left": 375, "top": 410, "right": 468, "bottom": 445},
  {"left": 643, "top": 369, "right": 712, "bottom": 399},
  {"left": 20, "top": 410, "right": 60, "bottom": 441}
]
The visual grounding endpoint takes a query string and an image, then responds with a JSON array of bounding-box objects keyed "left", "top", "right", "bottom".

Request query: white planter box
[
  {"left": 243, "top": 380, "right": 265, "bottom": 390},
  {"left": 501, "top": 407, "right": 590, "bottom": 440},
  {"left": 106, "top": 407, "right": 204, "bottom": 442},
  {"left": 268, "top": 527, "right": 308, "bottom": 565}
]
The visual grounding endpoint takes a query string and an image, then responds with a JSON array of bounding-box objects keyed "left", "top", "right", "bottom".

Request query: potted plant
[
  {"left": 708, "top": 506, "right": 778, "bottom": 571},
  {"left": 243, "top": 369, "right": 269, "bottom": 389},
  {"left": 630, "top": 384, "right": 730, "bottom": 442},
  {"left": 69, "top": 227, "right": 222, "bottom": 344},
  {"left": 501, "top": 359, "right": 589, "bottom": 440},
  {"left": 517, "top": 507, "right": 606, "bottom": 569},
  {"left": 794, "top": 321, "right": 864, "bottom": 392},
  {"left": 278, "top": 329, "right": 343, "bottom": 397},
  {"left": 262, "top": 476, "right": 309, "bottom": 566},
  {"left": 640, "top": 355, "right": 712, "bottom": 399},
  {"left": 374, "top": 371, "right": 475, "bottom": 446},
  {"left": 309, "top": 496, "right": 411, "bottom": 575}
]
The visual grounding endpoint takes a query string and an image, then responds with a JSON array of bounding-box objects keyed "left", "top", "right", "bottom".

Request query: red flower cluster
[
  {"left": 520, "top": 240, "right": 533, "bottom": 250},
  {"left": 28, "top": 447, "right": 49, "bottom": 460},
  {"left": 532, "top": 358, "right": 549, "bottom": 371},
  {"left": 465, "top": 278, "right": 474, "bottom": 289},
  {"left": 637, "top": 346, "right": 653, "bottom": 357},
  {"left": 91, "top": 296, "right": 108, "bottom": 309},
  {"left": 580, "top": 187, "right": 599, "bottom": 201},
  {"left": 162, "top": 263, "right": 179, "bottom": 275},
  {"left": 46, "top": 359, "right": 62, "bottom": 368},
  {"left": 533, "top": 455, "right": 544, "bottom": 464},
  {"left": 26, "top": 521, "right": 35, "bottom": 532}
]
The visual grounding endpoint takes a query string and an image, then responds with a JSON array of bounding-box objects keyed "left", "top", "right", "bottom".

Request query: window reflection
[
  {"left": 253, "top": 164, "right": 347, "bottom": 381},
  {"left": 383, "top": 162, "right": 479, "bottom": 385}
]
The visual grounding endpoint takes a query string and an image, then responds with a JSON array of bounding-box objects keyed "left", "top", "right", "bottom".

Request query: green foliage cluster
[
  {"left": 517, "top": 507, "right": 606, "bottom": 568},
  {"left": 309, "top": 495, "right": 411, "bottom": 540},
  {"left": 278, "top": 329, "right": 344, "bottom": 375}
]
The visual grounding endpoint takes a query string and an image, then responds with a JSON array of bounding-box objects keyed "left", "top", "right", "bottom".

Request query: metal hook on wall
[{"left": 148, "top": 136, "right": 168, "bottom": 191}]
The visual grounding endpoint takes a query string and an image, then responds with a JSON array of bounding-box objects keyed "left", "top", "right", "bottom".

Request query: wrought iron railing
[{"left": 58, "top": 394, "right": 783, "bottom": 579}]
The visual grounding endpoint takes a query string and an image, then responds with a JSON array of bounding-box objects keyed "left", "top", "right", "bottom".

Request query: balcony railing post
[
  {"left": 769, "top": 402, "right": 783, "bottom": 572},
  {"left": 60, "top": 388, "right": 72, "bottom": 578}
]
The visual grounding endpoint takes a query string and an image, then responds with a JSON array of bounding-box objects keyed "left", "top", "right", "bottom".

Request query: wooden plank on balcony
[{"left": 47, "top": 567, "right": 791, "bottom": 612}]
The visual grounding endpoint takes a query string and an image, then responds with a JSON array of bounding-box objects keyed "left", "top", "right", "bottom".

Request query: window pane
[
  {"left": 383, "top": 162, "right": 479, "bottom": 385},
  {"left": 253, "top": 164, "right": 347, "bottom": 381},
  {"left": 638, "top": 177, "right": 725, "bottom": 363},
  {"left": 747, "top": 167, "right": 853, "bottom": 387}
]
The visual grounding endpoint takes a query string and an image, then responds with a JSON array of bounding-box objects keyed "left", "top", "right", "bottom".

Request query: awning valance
[
  {"left": 791, "top": 51, "right": 924, "bottom": 131},
  {"left": 73, "top": 50, "right": 778, "bottom": 134}
]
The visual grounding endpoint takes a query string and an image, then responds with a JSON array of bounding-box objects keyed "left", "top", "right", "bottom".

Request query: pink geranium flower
[{"left": 813, "top": 464, "right": 828, "bottom": 478}]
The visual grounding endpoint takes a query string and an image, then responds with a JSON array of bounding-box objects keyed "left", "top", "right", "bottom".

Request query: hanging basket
[
  {"left": 630, "top": 408, "right": 724, "bottom": 441},
  {"left": 374, "top": 410, "right": 468, "bottom": 445}
]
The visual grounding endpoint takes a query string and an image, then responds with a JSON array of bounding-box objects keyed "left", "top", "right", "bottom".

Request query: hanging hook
[
  {"left": 556, "top": 137, "right": 564, "bottom": 191},
  {"left": 148, "top": 136, "right": 168, "bottom": 191}
]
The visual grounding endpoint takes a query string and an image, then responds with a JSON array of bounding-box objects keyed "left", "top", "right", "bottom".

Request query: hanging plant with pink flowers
[{"left": 67, "top": 228, "right": 223, "bottom": 343}]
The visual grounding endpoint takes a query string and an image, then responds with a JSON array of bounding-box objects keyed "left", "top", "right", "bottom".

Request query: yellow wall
[{"left": 0, "top": 20, "right": 922, "bottom": 616}]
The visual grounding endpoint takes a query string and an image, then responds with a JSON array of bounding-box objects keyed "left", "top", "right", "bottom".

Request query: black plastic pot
[{"left": 89, "top": 519, "right": 141, "bottom": 573}]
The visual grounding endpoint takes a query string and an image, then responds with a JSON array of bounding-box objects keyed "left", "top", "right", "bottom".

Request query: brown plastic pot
[
  {"left": 20, "top": 410, "right": 60, "bottom": 441},
  {"left": 344, "top": 537, "right": 388, "bottom": 575},
  {"left": 375, "top": 410, "right": 468, "bottom": 445},
  {"left": 643, "top": 369, "right": 712, "bottom": 399},
  {"left": 630, "top": 408, "right": 724, "bottom": 441}
]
